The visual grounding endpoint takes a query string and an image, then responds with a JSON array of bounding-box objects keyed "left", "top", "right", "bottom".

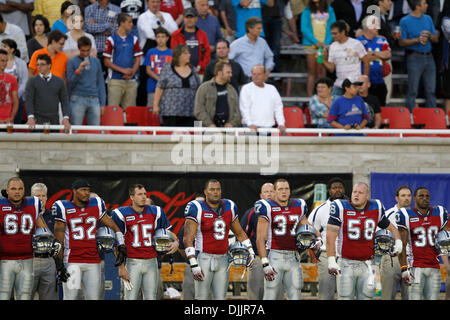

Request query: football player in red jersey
[
  {"left": 256, "top": 178, "right": 321, "bottom": 300},
  {"left": 326, "top": 182, "right": 402, "bottom": 300},
  {"left": 397, "top": 187, "right": 449, "bottom": 300},
  {"left": 183, "top": 179, "right": 255, "bottom": 300},
  {"left": 53, "top": 179, "right": 127, "bottom": 300},
  {"left": 0, "top": 177, "right": 55, "bottom": 300}
]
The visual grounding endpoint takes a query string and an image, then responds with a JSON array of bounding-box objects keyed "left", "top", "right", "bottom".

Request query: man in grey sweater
[{"left": 25, "top": 53, "right": 70, "bottom": 131}]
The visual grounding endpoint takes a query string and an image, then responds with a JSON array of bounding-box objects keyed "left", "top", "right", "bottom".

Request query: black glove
[
  {"left": 54, "top": 257, "right": 70, "bottom": 283},
  {"left": 115, "top": 244, "right": 127, "bottom": 267}
]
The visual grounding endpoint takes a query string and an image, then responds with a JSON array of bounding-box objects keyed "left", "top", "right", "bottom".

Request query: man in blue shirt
[
  {"left": 398, "top": 0, "right": 439, "bottom": 111},
  {"left": 327, "top": 77, "right": 369, "bottom": 130},
  {"left": 67, "top": 36, "right": 106, "bottom": 126},
  {"left": 195, "top": 0, "right": 223, "bottom": 57}
]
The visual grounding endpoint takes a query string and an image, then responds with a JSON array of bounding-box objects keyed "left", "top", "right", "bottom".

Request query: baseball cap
[
  {"left": 183, "top": 7, "right": 198, "bottom": 17},
  {"left": 72, "top": 179, "right": 91, "bottom": 190},
  {"left": 342, "top": 77, "right": 363, "bottom": 89}
]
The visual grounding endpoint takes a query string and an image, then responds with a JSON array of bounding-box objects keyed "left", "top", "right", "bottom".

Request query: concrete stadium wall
[{"left": 0, "top": 133, "right": 449, "bottom": 187}]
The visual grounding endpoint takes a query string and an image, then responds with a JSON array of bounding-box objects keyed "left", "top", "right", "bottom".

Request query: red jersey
[
  {"left": 0, "top": 73, "right": 18, "bottom": 120},
  {"left": 329, "top": 199, "right": 390, "bottom": 261},
  {"left": 256, "top": 198, "right": 307, "bottom": 251},
  {"left": 111, "top": 205, "right": 171, "bottom": 259},
  {"left": 185, "top": 199, "right": 237, "bottom": 255},
  {"left": 52, "top": 197, "right": 106, "bottom": 264},
  {"left": 398, "top": 206, "right": 448, "bottom": 269},
  {"left": 0, "top": 196, "right": 41, "bottom": 260}
]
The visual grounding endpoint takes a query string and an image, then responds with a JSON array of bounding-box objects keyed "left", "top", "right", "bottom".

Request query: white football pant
[
  {"left": 0, "top": 259, "right": 34, "bottom": 300},
  {"left": 63, "top": 262, "right": 101, "bottom": 300},
  {"left": 409, "top": 267, "right": 441, "bottom": 300},
  {"left": 195, "top": 252, "right": 229, "bottom": 300},
  {"left": 124, "top": 257, "right": 159, "bottom": 300},
  {"left": 337, "top": 258, "right": 375, "bottom": 300}
]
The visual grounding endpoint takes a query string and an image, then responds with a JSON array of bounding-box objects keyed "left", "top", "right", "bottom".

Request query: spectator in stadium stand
[
  {"left": 1, "top": 39, "right": 27, "bottom": 124},
  {"left": 239, "top": 64, "right": 285, "bottom": 134},
  {"left": 0, "top": 49, "right": 19, "bottom": 125},
  {"left": 229, "top": 16, "right": 274, "bottom": 78},
  {"left": 0, "top": 14, "right": 28, "bottom": 63},
  {"left": 160, "top": 0, "right": 185, "bottom": 26},
  {"left": 153, "top": 44, "right": 201, "bottom": 127},
  {"left": 398, "top": 0, "right": 439, "bottom": 111},
  {"left": 170, "top": 7, "right": 211, "bottom": 75},
  {"left": 194, "top": 60, "right": 241, "bottom": 128},
  {"left": 27, "top": 15, "right": 50, "bottom": 62},
  {"left": 0, "top": 0, "right": 34, "bottom": 38},
  {"left": 28, "top": 30, "right": 68, "bottom": 83},
  {"left": 104, "top": 13, "right": 143, "bottom": 110},
  {"left": 67, "top": 36, "right": 106, "bottom": 126},
  {"left": 327, "top": 77, "right": 369, "bottom": 130},
  {"left": 203, "top": 39, "right": 248, "bottom": 94},
  {"left": 32, "top": 0, "right": 68, "bottom": 28},
  {"left": 232, "top": 0, "right": 266, "bottom": 39},
  {"left": 195, "top": 0, "right": 223, "bottom": 57},
  {"left": 357, "top": 74, "right": 381, "bottom": 129},
  {"left": 309, "top": 77, "right": 334, "bottom": 128},
  {"left": 219, "top": 0, "right": 237, "bottom": 42},
  {"left": 330, "top": 0, "right": 365, "bottom": 37},
  {"left": 51, "top": 1, "right": 75, "bottom": 34},
  {"left": 84, "top": 0, "right": 121, "bottom": 68},
  {"left": 357, "top": 15, "right": 391, "bottom": 106},
  {"left": 63, "top": 13, "right": 98, "bottom": 60},
  {"left": 300, "top": 0, "right": 336, "bottom": 97},
  {"left": 322, "top": 20, "right": 369, "bottom": 98},
  {"left": 25, "top": 53, "right": 71, "bottom": 131},
  {"left": 441, "top": 3, "right": 450, "bottom": 115}
]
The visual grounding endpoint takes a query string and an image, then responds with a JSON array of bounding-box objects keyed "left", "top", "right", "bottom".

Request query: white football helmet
[
  {"left": 32, "top": 227, "right": 61, "bottom": 258},
  {"left": 374, "top": 229, "right": 395, "bottom": 255},
  {"left": 96, "top": 226, "right": 116, "bottom": 254},
  {"left": 295, "top": 224, "right": 317, "bottom": 250},
  {"left": 228, "top": 242, "right": 250, "bottom": 267},
  {"left": 153, "top": 228, "right": 173, "bottom": 254},
  {"left": 435, "top": 230, "right": 450, "bottom": 255}
]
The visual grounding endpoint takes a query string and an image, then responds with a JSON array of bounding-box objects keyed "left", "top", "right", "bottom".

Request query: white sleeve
[
  {"left": 239, "top": 84, "right": 251, "bottom": 126},
  {"left": 162, "top": 13, "right": 179, "bottom": 34},
  {"left": 272, "top": 86, "right": 285, "bottom": 126}
]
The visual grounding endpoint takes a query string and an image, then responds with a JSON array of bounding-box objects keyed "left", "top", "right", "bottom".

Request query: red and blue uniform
[
  {"left": 255, "top": 198, "right": 307, "bottom": 251},
  {"left": 397, "top": 206, "right": 448, "bottom": 269},
  {"left": 184, "top": 199, "right": 238, "bottom": 255},
  {"left": 0, "top": 196, "right": 41, "bottom": 260},
  {"left": 111, "top": 205, "right": 171, "bottom": 259},
  {"left": 328, "top": 199, "right": 390, "bottom": 261},
  {"left": 52, "top": 197, "right": 106, "bottom": 264}
]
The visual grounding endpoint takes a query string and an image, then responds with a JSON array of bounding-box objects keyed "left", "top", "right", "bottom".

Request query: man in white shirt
[
  {"left": 0, "top": 14, "right": 28, "bottom": 62},
  {"left": 379, "top": 185, "right": 411, "bottom": 300},
  {"left": 322, "top": 20, "right": 369, "bottom": 98},
  {"left": 0, "top": 0, "right": 34, "bottom": 37},
  {"left": 137, "top": 0, "right": 178, "bottom": 51},
  {"left": 239, "top": 64, "right": 285, "bottom": 134},
  {"left": 308, "top": 177, "right": 346, "bottom": 300}
]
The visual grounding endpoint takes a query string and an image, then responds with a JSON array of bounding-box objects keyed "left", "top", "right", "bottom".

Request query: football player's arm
[
  {"left": 231, "top": 218, "right": 249, "bottom": 243},
  {"left": 256, "top": 216, "right": 269, "bottom": 259},
  {"left": 167, "top": 229, "right": 179, "bottom": 254},
  {"left": 53, "top": 220, "right": 66, "bottom": 259},
  {"left": 398, "top": 228, "right": 409, "bottom": 268},
  {"left": 36, "top": 215, "right": 50, "bottom": 229},
  {"left": 326, "top": 224, "right": 339, "bottom": 257},
  {"left": 100, "top": 214, "right": 121, "bottom": 234},
  {"left": 386, "top": 222, "right": 400, "bottom": 241},
  {"left": 183, "top": 219, "right": 197, "bottom": 253}
]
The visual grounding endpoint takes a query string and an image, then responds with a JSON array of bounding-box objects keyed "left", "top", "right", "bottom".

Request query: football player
[
  {"left": 240, "top": 182, "right": 276, "bottom": 300},
  {"left": 30, "top": 182, "right": 59, "bottom": 300},
  {"left": 0, "top": 177, "right": 54, "bottom": 300},
  {"left": 397, "top": 187, "right": 449, "bottom": 300},
  {"left": 111, "top": 184, "right": 179, "bottom": 300},
  {"left": 52, "top": 179, "right": 127, "bottom": 300},
  {"left": 326, "top": 182, "right": 402, "bottom": 300},
  {"left": 379, "top": 185, "right": 412, "bottom": 300},
  {"left": 183, "top": 179, "right": 255, "bottom": 300},
  {"left": 308, "top": 177, "right": 347, "bottom": 300},
  {"left": 255, "top": 178, "right": 321, "bottom": 300}
]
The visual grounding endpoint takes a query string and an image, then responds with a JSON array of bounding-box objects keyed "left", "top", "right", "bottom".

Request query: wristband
[
  {"left": 261, "top": 257, "right": 269, "bottom": 267},
  {"left": 185, "top": 246, "right": 195, "bottom": 257},
  {"left": 189, "top": 257, "right": 198, "bottom": 267},
  {"left": 248, "top": 247, "right": 255, "bottom": 256},
  {"left": 115, "top": 231, "right": 125, "bottom": 245},
  {"left": 75, "top": 69, "right": 81, "bottom": 75},
  {"left": 400, "top": 265, "right": 408, "bottom": 271},
  {"left": 242, "top": 239, "right": 252, "bottom": 248}
]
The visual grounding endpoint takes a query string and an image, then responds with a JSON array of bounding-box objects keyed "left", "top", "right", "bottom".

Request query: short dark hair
[
  {"left": 0, "top": 14, "right": 4, "bottom": 24},
  {"left": 214, "top": 60, "right": 231, "bottom": 76},
  {"left": 154, "top": 26, "right": 170, "bottom": 37},
  {"left": 245, "top": 16, "right": 262, "bottom": 33},
  {"left": 129, "top": 184, "right": 146, "bottom": 196},
  {"left": 331, "top": 20, "right": 349, "bottom": 35},
  {"left": 408, "top": 0, "right": 422, "bottom": 10},
  {"left": 414, "top": 186, "right": 429, "bottom": 197},
  {"left": 1, "top": 39, "right": 19, "bottom": 57},
  {"left": 48, "top": 30, "right": 67, "bottom": 44},
  {"left": 216, "top": 39, "right": 230, "bottom": 48},
  {"left": 31, "top": 15, "right": 50, "bottom": 35},
  {"left": 327, "top": 177, "right": 345, "bottom": 190},
  {"left": 0, "top": 49, "right": 7, "bottom": 56},
  {"left": 204, "top": 179, "right": 221, "bottom": 190},
  {"left": 171, "top": 44, "right": 189, "bottom": 67},
  {"left": 37, "top": 53, "right": 52, "bottom": 65},
  {"left": 77, "top": 36, "right": 92, "bottom": 49},
  {"left": 395, "top": 185, "right": 412, "bottom": 197},
  {"left": 315, "top": 77, "right": 333, "bottom": 89},
  {"left": 274, "top": 178, "right": 289, "bottom": 190},
  {"left": 60, "top": 1, "right": 73, "bottom": 15},
  {"left": 118, "top": 12, "right": 131, "bottom": 25}
]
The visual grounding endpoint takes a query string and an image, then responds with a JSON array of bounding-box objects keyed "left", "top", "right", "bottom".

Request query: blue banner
[{"left": 370, "top": 173, "right": 450, "bottom": 211}]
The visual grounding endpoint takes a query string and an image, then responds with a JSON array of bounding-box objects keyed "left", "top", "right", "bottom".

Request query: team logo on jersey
[
  {"left": 347, "top": 211, "right": 356, "bottom": 216},
  {"left": 410, "top": 218, "right": 419, "bottom": 222},
  {"left": 126, "top": 216, "right": 136, "bottom": 221},
  {"left": 204, "top": 213, "right": 214, "bottom": 218},
  {"left": 272, "top": 207, "right": 281, "bottom": 212},
  {"left": 67, "top": 209, "right": 76, "bottom": 214},
  {"left": 2, "top": 206, "right": 12, "bottom": 211}
]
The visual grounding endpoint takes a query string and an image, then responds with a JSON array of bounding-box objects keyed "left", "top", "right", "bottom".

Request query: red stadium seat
[
  {"left": 101, "top": 106, "right": 124, "bottom": 126},
  {"left": 125, "top": 106, "right": 160, "bottom": 127},
  {"left": 380, "top": 107, "right": 411, "bottom": 129},
  {"left": 283, "top": 106, "right": 316, "bottom": 136},
  {"left": 412, "top": 107, "right": 447, "bottom": 129}
]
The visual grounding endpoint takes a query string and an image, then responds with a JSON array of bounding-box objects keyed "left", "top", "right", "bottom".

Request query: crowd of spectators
[{"left": 0, "top": 0, "right": 448, "bottom": 132}]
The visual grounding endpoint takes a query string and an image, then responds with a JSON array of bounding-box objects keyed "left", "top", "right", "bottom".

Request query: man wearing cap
[
  {"left": 52, "top": 179, "right": 127, "bottom": 300},
  {"left": 327, "top": 77, "right": 369, "bottom": 130},
  {"left": 170, "top": 7, "right": 211, "bottom": 75}
]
